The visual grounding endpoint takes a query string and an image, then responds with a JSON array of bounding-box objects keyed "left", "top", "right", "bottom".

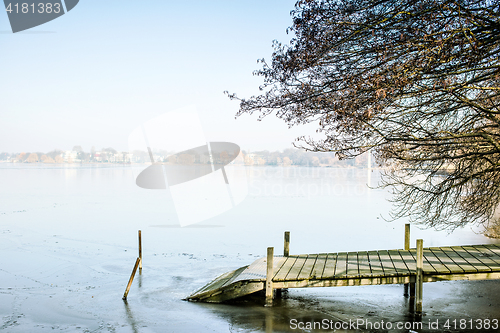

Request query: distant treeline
[
  {"left": 239, "top": 149, "right": 369, "bottom": 167},
  {"left": 0, "top": 146, "right": 371, "bottom": 167},
  {"left": 0, "top": 146, "right": 124, "bottom": 164}
]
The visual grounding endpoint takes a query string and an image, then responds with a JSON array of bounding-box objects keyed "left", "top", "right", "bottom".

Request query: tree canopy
[{"left": 229, "top": 0, "right": 500, "bottom": 230}]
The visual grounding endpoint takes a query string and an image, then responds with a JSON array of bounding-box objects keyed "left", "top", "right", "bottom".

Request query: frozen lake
[{"left": 0, "top": 164, "right": 498, "bottom": 332}]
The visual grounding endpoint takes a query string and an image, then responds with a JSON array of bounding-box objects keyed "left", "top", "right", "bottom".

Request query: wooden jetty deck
[
  {"left": 187, "top": 229, "right": 500, "bottom": 313},
  {"left": 188, "top": 244, "right": 500, "bottom": 302}
]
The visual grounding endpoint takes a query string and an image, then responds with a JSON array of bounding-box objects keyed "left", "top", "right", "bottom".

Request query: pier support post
[
  {"left": 284, "top": 231, "right": 290, "bottom": 257},
  {"left": 138, "top": 230, "right": 142, "bottom": 272},
  {"left": 409, "top": 279, "right": 415, "bottom": 312},
  {"left": 265, "top": 247, "right": 274, "bottom": 307},
  {"left": 122, "top": 257, "right": 141, "bottom": 300},
  {"left": 416, "top": 239, "right": 424, "bottom": 315},
  {"left": 404, "top": 224, "right": 410, "bottom": 296}
]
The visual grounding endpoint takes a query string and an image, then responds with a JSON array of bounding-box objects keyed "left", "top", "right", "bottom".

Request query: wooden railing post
[
  {"left": 138, "top": 230, "right": 142, "bottom": 271},
  {"left": 265, "top": 247, "right": 274, "bottom": 306},
  {"left": 284, "top": 231, "right": 290, "bottom": 257},
  {"left": 123, "top": 257, "right": 141, "bottom": 300},
  {"left": 276, "top": 231, "right": 291, "bottom": 298},
  {"left": 416, "top": 239, "right": 424, "bottom": 315},
  {"left": 404, "top": 224, "right": 410, "bottom": 251},
  {"left": 404, "top": 224, "right": 410, "bottom": 296}
]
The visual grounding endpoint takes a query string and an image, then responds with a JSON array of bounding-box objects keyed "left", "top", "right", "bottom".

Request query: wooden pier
[{"left": 187, "top": 228, "right": 500, "bottom": 314}]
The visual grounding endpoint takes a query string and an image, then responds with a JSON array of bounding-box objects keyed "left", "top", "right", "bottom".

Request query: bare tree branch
[{"left": 229, "top": 0, "right": 500, "bottom": 230}]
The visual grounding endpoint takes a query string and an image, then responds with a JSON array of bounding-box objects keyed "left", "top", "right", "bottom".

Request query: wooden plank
[
  {"left": 367, "top": 250, "right": 385, "bottom": 276},
  {"left": 449, "top": 246, "right": 488, "bottom": 272},
  {"left": 457, "top": 246, "right": 493, "bottom": 272},
  {"left": 205, "top": 274, "right": 237, "bottom": 291},
  {"left": 423, "top": 249, "right": 440, "bottom": 273},
  {"left": 285, "top": 255, "right": 308, "bottom": 280},
  {"left": 297, "top": 255, "right": 318, "bottom": 280},
  {"left": 423, "top": 272, "right": 500, "bottom": 283},
  {"left": 378, "top": 250, "right": 398, "bottom": 276},
  {"left": 440, "top": 247, "right": 477, "bottom": 273},
  {"left": 273, "top": 256, "right": 298, "bottom": 281},
  {"left": 408, "top": 248, "right": 439, "bottom": 273},
  {"left": 310, "top": 253, "right": 328, "bottom": 280},
  {"left": 201, "top": 271, "right": 237, "bottom": 292},
  {"left": 194, "top": 268, "right": 242, "bottom": 295},
  {"left": 346, "top": 252, "right": 360, "bottom": 278},
  {"left": 333, "top": 252, "right": 348, "bottom": 278},
  {"left": 462, "top": 246, "right": 500, "bottom": 271},
  {"left": 357, "top": 251, "right": 372, "bottom": 277},
  {"left": 429, "top": 247, "right": 464, "bottom": 274},
  {"left": 423, "top": 249, "right": 438, "bottom": 273},
  {"left": 231, "top": 257, "right": 287, "bottom": 285},
  {"left": 426, "top": 247, "right": 454, "bottom": 274},
  {"left": 241, "top": 257, "right": 267, "bottom": 279},
  {"left": 221, "top": 265, "right": 253, "bottom": 288},
  {"left": 420, "top": 249, "right": 446, "bottom": 274},
  {"left": 194, "top": 280, "right": 263, "bottom": 303},
  {"left": 273, "top": 257, "right": 288, "bottom": 275},
  {"left": 472, "top": 245, "right": 500, "bottom": 266},
  {"left": 481, "top": 244, "right": 500, "bottom": 261},
  {"left": 399, "top": 250, "right": 416, "bottom": 274},
  {"left": 320, "top": 253, "right": 337, "bottom": 279},
  {"left": 388, "top": 249, "right": 410, "bottom": 275},
  {"left": 276, "top": 275, "right": 418, "bottom": 289}
]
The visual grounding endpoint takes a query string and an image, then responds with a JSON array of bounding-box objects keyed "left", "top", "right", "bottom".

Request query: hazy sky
[{"left": 0, "top": 0, "right": 320, "bottom": 153}]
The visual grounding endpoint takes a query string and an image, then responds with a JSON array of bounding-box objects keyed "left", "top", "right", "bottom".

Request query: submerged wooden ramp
[{"left": 187, "top": 242, "right": 500, "bottom": 305}]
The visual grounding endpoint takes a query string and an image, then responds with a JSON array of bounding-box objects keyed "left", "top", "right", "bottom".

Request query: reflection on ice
[{"left": 123, "top": 300, "right": 139, "bottom": 333}]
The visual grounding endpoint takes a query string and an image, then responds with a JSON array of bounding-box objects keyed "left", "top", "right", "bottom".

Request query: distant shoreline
[{"left": 0, "top": 161, "right": 380, "bottom": 169}]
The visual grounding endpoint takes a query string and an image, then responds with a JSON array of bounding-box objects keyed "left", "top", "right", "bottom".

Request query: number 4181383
[
  {"left": 443, "top": 319, "right": 498, "bottom": 330},
  {"left": 5, "top": 2, "right": 61, "bottom": 14}
]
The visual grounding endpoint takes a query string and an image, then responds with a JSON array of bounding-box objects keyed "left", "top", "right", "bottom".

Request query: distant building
[
  {"left": 110, "top": 152, "right": 132, "bottom": 163},
  {"left": 245, "top": 153, "right": 265, "bottom": 165},
  {"left": 93, "top": 152, "right": 103, "bottom": 162},
  {"left": 63, "top": 151, "right": 79, "bottom": 163}
]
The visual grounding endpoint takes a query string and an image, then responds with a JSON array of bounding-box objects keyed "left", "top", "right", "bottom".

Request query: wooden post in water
[
  {"left": 122, "top": 257, "right": 141, "bottom": 300},
  {"left": 409, "top": 280, "right": 415, "bottom": 312},
  {"left": 284, "top": 231, "right": 290, "bottom": 257},
  {"left": 138, "top": 230, "right": 142, "bottom": 271},
  {"left": 277, "top": 231, "right": 290, "bottom": 297},
  {"left": 416, "top": 239, "right": 424, "bottom": 315},
  {"left": 404, "top": 224, "right": 410, "bottom": 296},
  {"left": 265, "top": 247, "right": 274, "bottom": 307}
]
